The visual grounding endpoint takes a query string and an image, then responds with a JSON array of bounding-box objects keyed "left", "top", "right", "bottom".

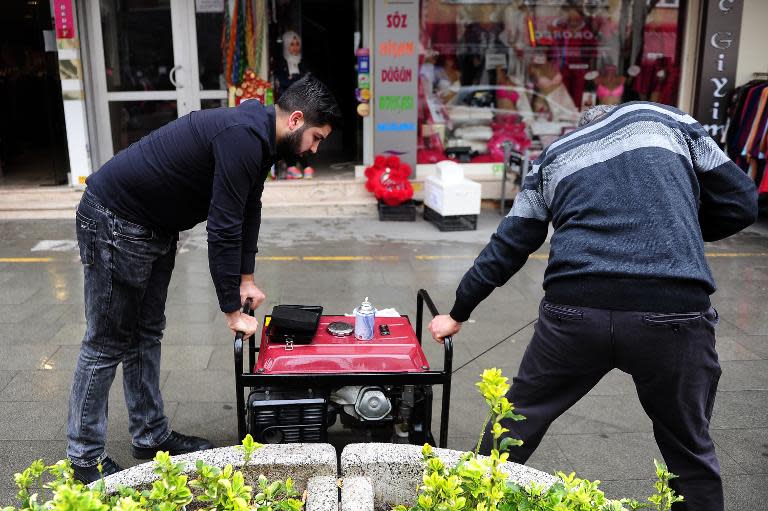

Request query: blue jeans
[{"left": 67, "top": 191, "right": 178, "bottom": 466}]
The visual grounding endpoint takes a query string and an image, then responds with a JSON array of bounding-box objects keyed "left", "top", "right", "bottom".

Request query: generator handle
[
  {"left": 416, "top": 288, "right": 448, "bottom": 342},
  {"left": 233, "top": 298, "right": 254, "bottom": 361},
  {"left": 233, "top": 298, "right": 253, "bottom": 441},
  {"left": 416, "top": 289, "right": 453, "bottom": 448}
]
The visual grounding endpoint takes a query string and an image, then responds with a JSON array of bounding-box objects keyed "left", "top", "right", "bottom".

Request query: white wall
[
  {"left": 59, "top": 2, "right": 92, "bottom": 187},
  {"left": 735, "top": 0, "right": 768, "bottom": 87},
  {"left": 678, "top": 0, "right": 703, "bottom": 113}
]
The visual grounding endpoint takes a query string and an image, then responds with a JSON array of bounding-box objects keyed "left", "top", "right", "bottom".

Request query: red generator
[{"left": 233, "top": 290, "right": 453, "bottom": 447}]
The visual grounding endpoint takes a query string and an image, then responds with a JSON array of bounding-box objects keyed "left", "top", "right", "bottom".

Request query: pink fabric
[
  {"left": 597, "top": 83, "right": 624, "bottom": 99},
  {"left": 758, "top": 162, "right": 768, "bottom": 194},
  {"left": 497, "top": 89, "right": 520, "bottom": 102}
]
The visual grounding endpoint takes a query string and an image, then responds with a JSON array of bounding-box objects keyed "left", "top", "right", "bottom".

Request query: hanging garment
[
  {"left": 728, "top": 83, "right": 768, "bottom": 167},
  {"left": 744, "top": 86, "right": 768, "bottom": 160}
]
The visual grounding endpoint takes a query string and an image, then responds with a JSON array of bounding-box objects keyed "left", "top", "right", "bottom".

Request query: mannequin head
[{"left": 602, "top": 64, "right": 618, "bottom": 78}]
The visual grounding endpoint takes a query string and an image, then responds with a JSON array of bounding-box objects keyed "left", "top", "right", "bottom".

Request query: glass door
[
  {"left": 191, "top": 2, "right": 230, "bottom": 110},
  {"left": 88, "top": 0, "right": 228, "bottom": 166}
]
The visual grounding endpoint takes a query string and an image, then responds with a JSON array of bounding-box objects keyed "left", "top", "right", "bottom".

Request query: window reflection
[
  {"left": 109, "top": 100, "right": 177, "bottom": 153},
  {"left": 418, "top": 0, "right": 684, "bottom": 163},
  {"left": 100, "top": 0, "right": 174, "bottom": 92},
  {"left": 201, "top": 99, "right": 227, "bottom": 110},
  {"left": 196, "top": 8, "right": 226, "bottom": 91}
]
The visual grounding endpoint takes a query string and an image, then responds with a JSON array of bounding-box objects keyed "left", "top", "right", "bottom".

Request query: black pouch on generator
[{"left": 267, "top": 305, "right": 323, "bottom": 344}]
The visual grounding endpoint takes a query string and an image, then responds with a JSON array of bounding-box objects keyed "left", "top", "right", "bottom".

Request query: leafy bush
[
  {"left": 1, "top": 435, "right": 303, "bottom": 511},
  {"left": 393, "top": 368, "right": 684, "bottom": 511}
]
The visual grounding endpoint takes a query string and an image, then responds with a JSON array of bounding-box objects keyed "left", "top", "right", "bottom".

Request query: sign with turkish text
[
  {"left": 356, "top": 48, "right": 371, "bottom": 115},
  {"left": 373, "top": 0, "right": 419, "bottom": 168},
  {"left": 54, "top": 0, "right": 75, "bottom": 39},
  {"left": 693, "top": 0, "right": 743, "bottom": 141}
]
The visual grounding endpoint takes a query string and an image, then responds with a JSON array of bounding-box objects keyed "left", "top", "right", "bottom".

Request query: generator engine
[{"left": 246, "top": 384, "right": 434, "bottom": 444}]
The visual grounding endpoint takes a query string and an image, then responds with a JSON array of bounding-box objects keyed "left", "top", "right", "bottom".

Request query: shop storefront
[
  {"left": 417, "top": 0, "right": 686, "bottom": 167},
  {"left": 37, "top": 0, "right": 763, "bottom": 194},
  {"left": 0, "top": 0, "right": 70, "bottom": 186},
  {"left": 70, "top": 0, "right": 686, "bottom": 181},
  {"left": 75, "top": 0, "right": 364, "bottom": 182}
]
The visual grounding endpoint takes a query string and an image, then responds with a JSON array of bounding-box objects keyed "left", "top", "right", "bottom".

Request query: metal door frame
[{"left": 84, "top": 0, "right": 227, "bottom": 168}]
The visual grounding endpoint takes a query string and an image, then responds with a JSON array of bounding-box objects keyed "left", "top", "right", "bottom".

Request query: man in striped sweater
[{"left": 428, "top": 102, "right": 757, "bottom": 510}]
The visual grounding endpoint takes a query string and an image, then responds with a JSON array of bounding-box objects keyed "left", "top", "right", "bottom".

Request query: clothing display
[
  {"left": 496, "top": 88, "right": 519, "bottom": 104},
  {"left": 543, "top": 80, "right": 578, "bottom": 113},
  {"left": 595, "top": 65, "right": 626, "bottom": 105},
  {"left": 457, "top": 21, "right": 504, "bottom": 86},
  {"left": 724, "top": 78, "right": 768, "bottom": 193},
  {"left": 530, "top": 63, "right": 578, "bottom": 113},
  {"left": 222, "top": 0, "right": 258, "bottom": 87},
  {"left": 632, "top": 57, "right": 678, "bottom": 105},
  {"left": 548, "top": 9, "right": 598, "bottom": 109},
  {"left": 417, "top": 0, "right": 684, "bottom": 164},
  {"left": 597, "top": 83, "right": 624, "bottom": 100},
  {"left": 500, "top": 5, "right": 528, "bottom": 83}
]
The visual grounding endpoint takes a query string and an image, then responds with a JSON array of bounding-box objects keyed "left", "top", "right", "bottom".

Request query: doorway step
[
  {"left": 261, "top": 178, "right": 377, "bottom": 218},
  {"left": 0, "top": 178, "right": 377, "bottom": 220},
  {"left": 0, "top": 186, "right": 83, "bottom": 219}
]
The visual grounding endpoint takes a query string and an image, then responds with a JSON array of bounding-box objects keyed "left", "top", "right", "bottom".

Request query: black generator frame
[{"left": 233, "top": 289, "right": 454, "bottom": 448}]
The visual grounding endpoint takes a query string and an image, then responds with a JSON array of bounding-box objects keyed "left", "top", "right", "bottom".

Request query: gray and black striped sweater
[{"left": 450, "top": 102, "right": 758, "bottom": 321}]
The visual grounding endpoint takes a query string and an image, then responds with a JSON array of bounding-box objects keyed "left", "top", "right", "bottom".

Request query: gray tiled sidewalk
[{"left": 0, "top": 211, "right": 766, "bottom": 508}]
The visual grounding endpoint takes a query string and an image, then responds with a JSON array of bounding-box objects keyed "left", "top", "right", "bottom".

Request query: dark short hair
[{"left": 277, "top": 73, "right": 343, "bottom": 130}]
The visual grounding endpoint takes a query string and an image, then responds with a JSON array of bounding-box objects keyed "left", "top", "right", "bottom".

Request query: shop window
[
  {"left": 100, "top": 0, "right": 174, "bottom": 92},
  {"left": 418, "top": 0, "right": 685, "bottom": 164},
  {"left": 108, "top": 100, "right": 177, "bottom": 153}
]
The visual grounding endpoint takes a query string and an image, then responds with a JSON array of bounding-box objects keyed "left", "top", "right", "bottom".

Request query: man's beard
[{"left": 276, "top": 126, "right": 306, "bottom": 164}]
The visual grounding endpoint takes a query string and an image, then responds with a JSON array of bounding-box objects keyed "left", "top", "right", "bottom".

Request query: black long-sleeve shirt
[{"left": 86, "top": 101, "right": 276, "bottom": 313}]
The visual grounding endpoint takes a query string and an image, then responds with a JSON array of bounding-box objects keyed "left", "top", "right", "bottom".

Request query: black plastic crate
[
  {"left": 378, "top": 200, "right": 416, "bottom": 221},
  {"left": 424, "top": 205, "right": 477, "bottom": 231}
]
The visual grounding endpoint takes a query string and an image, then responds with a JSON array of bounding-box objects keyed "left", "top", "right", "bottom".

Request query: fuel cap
[{"left": 327, "top": 321, "right": 354, "bottom": 337}]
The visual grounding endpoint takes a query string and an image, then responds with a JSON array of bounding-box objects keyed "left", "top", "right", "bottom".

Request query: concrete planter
[
  {"left": 95, "top": 444, "right": 338, "bottom": 511},
  {"left": 94, "top": 442, "right": 556, "bottom": 511},
  {"left": 341, "top": 443, "right": 557, "bottom": 511}
]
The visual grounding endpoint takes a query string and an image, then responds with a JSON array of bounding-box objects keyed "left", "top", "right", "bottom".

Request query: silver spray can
[{"left": 354, "top": 297, "right": 377, "bottom": 340}]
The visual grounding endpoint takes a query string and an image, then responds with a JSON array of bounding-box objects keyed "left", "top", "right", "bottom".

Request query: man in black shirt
[{"left": 67, "top": 74, "right": 341, "bottom": 483}]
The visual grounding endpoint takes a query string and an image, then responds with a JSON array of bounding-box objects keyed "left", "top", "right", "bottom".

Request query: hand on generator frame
[
  {"left": 240, "top": 274, "right": 266, "bottom": 309},
  {"left": 429, "top": 314, "right": 461, "bottom": 344},
  {"left": 225, "top": 309, "right": 259, "bottom": 337},
  {"left": 222, "top": 275, "right": 265, "bottom": 336}
]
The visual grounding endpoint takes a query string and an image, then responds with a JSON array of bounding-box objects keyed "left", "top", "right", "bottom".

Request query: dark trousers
[
  {"left": 67, "top": 191, "right": 178, "bottom": 466},
  {"left": 480, "top": 300, "right": 723, "bottom": 511}
]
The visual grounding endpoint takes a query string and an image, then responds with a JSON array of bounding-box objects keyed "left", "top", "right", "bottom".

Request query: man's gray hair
[{"left": 577, "top": 104, "right": 618, "bottom": 127}]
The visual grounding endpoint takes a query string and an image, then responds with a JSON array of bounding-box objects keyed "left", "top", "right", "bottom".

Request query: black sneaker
[
  {"left": 72, "top": 456, "right": 123, "bottom": 484},
  {"left": 132, "top": 430, "right": 214, "bottom": 460}
]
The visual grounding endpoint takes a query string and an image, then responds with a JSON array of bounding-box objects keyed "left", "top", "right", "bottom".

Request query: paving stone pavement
[{"left": 0, "top": 211, "right": 766, "bottom": 508}]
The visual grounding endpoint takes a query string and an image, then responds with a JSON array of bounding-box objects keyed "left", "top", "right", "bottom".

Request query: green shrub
[
  {"left": 393, "top": 368, "right": 684, "bottom": 511},
  {"left": 2, "top": 435, "right": 303, "bottom": 511}
]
